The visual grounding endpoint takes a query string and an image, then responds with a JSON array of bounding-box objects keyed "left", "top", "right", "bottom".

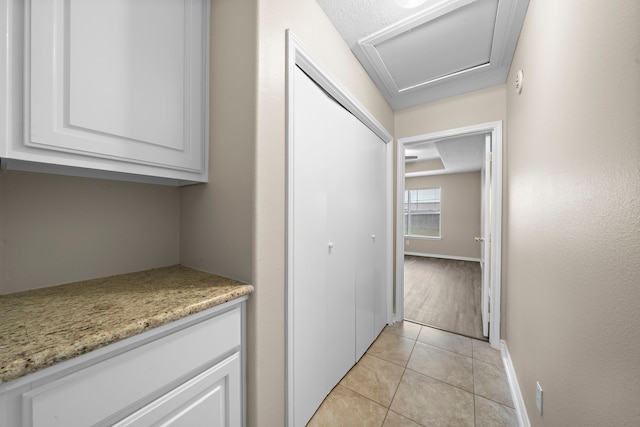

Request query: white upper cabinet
[{"left": 1, "top": 0, "right": 209, "bottom": 185}]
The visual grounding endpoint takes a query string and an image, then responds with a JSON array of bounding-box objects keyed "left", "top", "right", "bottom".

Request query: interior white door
[{"left": 480, "top": 133, "right": 492, "bottom": 337}]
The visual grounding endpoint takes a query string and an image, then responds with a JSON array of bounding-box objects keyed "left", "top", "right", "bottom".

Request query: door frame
[
  {"left": 395, "top": 122, "right": 503, "bottom": 348},
  {"left": 285, "top": 30, "right": 394, "bottom": 426}
]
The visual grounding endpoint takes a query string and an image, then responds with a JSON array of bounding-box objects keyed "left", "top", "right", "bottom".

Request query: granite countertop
[{"left": 0, "top": 265, "right": 254, "bottom": 383}]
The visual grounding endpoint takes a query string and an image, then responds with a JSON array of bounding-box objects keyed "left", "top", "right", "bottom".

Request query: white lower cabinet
[{"left": 0, "top": 300, "right": 246, "bottom": 427}]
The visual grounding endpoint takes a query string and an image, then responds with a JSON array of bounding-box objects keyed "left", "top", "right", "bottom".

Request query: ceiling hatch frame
[{"left": 356, "top": 0, "right": 529, "bottom": 110}]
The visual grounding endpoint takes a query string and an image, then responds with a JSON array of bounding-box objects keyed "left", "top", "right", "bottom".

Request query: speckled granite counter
[{"left": 0, "top": 265, "right": 253, "bottom": 383}]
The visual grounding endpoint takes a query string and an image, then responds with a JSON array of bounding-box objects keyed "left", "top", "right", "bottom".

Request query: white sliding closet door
[
  {"left": 354, "top": 128, "right": 378, "bottom": 360},
  {"left": 290, "top": 66, "right": 387, "bottom": 427},
  {"left": 291, "top": 67, "right": 331, "bottom": 425},
  {"left": 373, "top": 141, "right": 388, "bottom": 337},
  {"left": 325, "top": 88, "right": 357, "bottom": 391}
]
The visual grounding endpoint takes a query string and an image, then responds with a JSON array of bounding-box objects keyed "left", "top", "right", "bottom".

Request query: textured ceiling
[
  {"left": 315, "top": 0, "right": 417, "bottom": 47},
  {"left": 316, "top": 0, "right": 529, "bottom": 110}
]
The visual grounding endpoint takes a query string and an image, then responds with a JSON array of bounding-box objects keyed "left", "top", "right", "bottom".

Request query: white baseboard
[
  {"left": 404, "top": 252, "right": 481, "bottom": 263},
  {"left": 501, "top": 340, "right": 531, "bottom": 427}
]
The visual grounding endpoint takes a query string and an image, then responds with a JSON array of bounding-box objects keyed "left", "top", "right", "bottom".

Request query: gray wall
[{"left": 0, "top": 171, "right": 180, "bottom": 294}]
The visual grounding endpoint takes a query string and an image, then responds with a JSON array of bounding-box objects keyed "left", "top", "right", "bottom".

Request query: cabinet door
[
  {"left": 23, "top": 0, "right": 208, "bottom": 182},
  {"left": 113, "top": 353, "right": 241, "bottom": 427}
]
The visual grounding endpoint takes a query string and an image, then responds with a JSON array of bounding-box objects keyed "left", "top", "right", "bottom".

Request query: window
[{"left": 404, "top": 188, "right": 441, "bottom": 238}]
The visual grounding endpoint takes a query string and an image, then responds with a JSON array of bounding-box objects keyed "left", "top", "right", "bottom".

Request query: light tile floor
[{"left": 307, "top": 321, "right": 518, "bottom": 427}]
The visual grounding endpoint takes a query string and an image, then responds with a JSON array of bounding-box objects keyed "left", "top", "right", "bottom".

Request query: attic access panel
[
  {"left": 353, "top": 0, "right": 528, "bottom": 109},
  {"left": 375, "top": 0, "right": 498, "bottom": 91}
]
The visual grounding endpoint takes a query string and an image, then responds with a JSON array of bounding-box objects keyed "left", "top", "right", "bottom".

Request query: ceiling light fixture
[{"left": 393, "top": 0, "right": 429, "bottom": 9}]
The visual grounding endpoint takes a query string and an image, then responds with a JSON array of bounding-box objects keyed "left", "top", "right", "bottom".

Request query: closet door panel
[
  {"left": 354, "top": 124, "right": 379, "bottom": 360},
  {"left": 291, "top": 67, "right": 330, "bottom": 426},
  {"left": 326, "top": 103, "right": 357, "bottom": 389},
  {"left": 373, "top": 142, "right": 388, "bottom": 335}
]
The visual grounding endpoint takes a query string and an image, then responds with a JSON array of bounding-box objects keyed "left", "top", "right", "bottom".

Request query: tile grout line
[
  {"left": 403, "top": 364, "right": 475, "bottom": 396},
  {"left": 383, "top": 323, "right": 515, "bottom": 425},
  {"left": 336, "top": 338, "right": 412, "bottom": 426},
  {"left": 384, "top": 323, "right": 513, "bottom": 425},
  {"left": 316, "top": 323, "right": 513, "bottom": 426},
  {"left": 391, "top": 326, "right": 428, "bottom": 427}
]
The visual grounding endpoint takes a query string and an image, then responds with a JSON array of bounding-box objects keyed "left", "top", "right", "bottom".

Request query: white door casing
[
  {"left": 480, "top": 133, "right": 492, "bottom": 337},
  {"left": 396, "top": 122, "right": 503, "bottom": 348}
]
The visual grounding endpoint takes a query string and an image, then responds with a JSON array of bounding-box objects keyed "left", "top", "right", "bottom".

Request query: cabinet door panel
[
  {"left": 26, "top": 0, "right": 207, "bottom": 176},
  {"left": 113, "top": 353, "right": 241, "bottom": 427},
  {"left": 68, "top": 0, "right": 185, "bottom": 149}
]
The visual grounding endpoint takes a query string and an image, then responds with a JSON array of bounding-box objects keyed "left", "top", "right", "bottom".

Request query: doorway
[{"left": 395, "top": 122, "right": 503, "bottom": 348}]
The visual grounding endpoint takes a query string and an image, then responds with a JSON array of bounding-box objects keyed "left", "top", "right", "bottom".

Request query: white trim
[
  {"left": 287, "top": 32, "right": 392, "bottom": 145},
  {"left": 396, "top": 121, "right": 503, "bottom": 348},
  {"left": 395, "top": 134, "right": 406, "bottom": 323},
  {"left": 489, "top": 123, "right": 503, "bottom": 348},
  {"left": 285, "top": 29, "right": 394, "bottom": 427},
  {"left": 385, "top": 140, "right": 395, "bottom": 326},
  {"left": 404, "top": 235, "right": 442, "bottom": 240},
  {"left": 501, "top": 340, "right": 531, "bottom": 427},
  {"left": 404, "top": 252, "right": 480, "bottom": 263}
]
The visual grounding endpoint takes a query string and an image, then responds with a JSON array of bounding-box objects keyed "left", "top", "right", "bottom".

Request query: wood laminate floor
[{"left": 403, "top": 255, "right": 485, "bottom": 340}]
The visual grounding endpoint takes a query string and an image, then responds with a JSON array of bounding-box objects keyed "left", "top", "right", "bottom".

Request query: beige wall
[
  {"left": 395, "top": 85, "right": 506, "bottom": 139},
  {"left": 405, "top": 172, "right": 481, "bottom": 259},
  {"left": 504, "top": 0, "right": 640, "bottom": 425},
  {"left": 0, "top": 170, "right": 180, "bottom": 294},
  {"left": 179, "top": 0, "right": 257, "bottom": 284}
]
